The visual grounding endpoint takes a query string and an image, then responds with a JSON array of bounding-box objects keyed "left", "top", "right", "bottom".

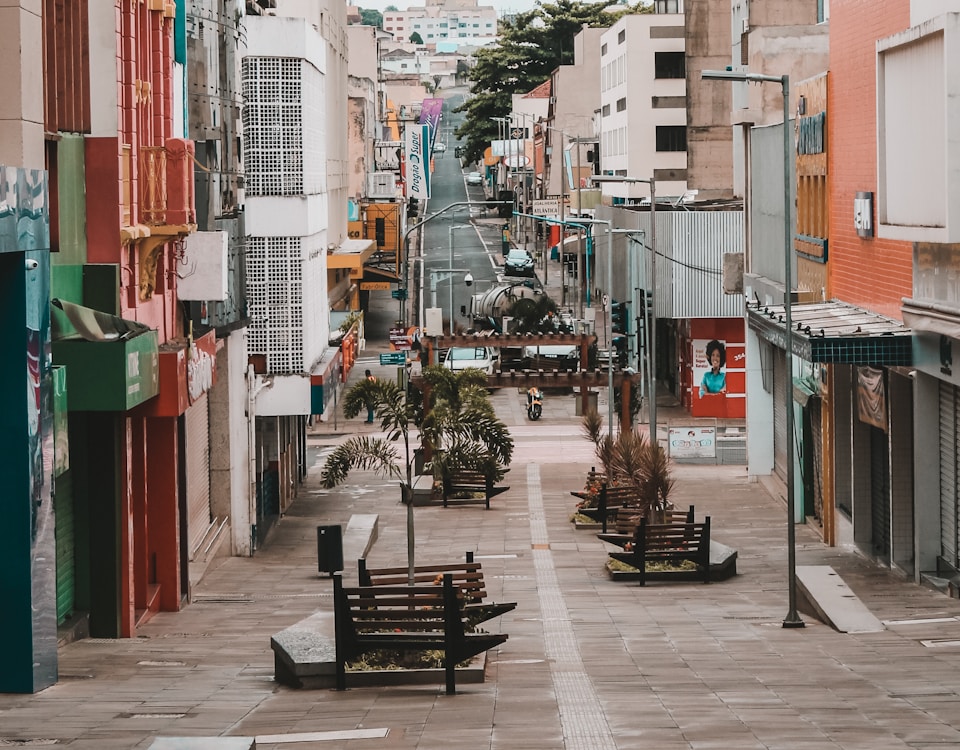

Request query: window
[
  {"left": 656, "top": 125, "right": 687, "bottom": 152},
  {"left": 616, "top": 98, "right": 626, "bottom": 112},
  {"left": 602, "top": 103, "right": 610, "bottom": 117},
  {"left": 618, "top": 29, "right": 625, "bottom": 44},
  {"left": 601, "top": 43, "right": 608, "bottom": 56},
  {"left": 654, "top": 51, "right": 685, "bottom": 79}
]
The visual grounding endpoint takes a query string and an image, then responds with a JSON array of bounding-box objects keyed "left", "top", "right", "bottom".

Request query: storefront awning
[{"left": 748, "top": 300, "right": 912, "bottom": 365}]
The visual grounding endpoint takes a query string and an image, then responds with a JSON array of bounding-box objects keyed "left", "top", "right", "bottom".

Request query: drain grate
[{"left": 0, "top": 740, "right": 60, "bottom": 746}]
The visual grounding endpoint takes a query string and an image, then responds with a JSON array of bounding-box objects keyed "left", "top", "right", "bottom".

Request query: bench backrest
[
  {"left": 334, "top": 574, "right": 464, "bottom": 639},
  {"left": 358, "top": 558, "right": 487, "bottom": 605},
  {"left": 638, "top": 517, "right": 710, "bottom": 552},
  {"left": 611, "top": 505, "right": 694, "bottom": 534}
]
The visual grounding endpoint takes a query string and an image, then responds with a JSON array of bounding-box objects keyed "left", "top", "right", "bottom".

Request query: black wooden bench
[
  {"left": 575, "top": 483, "right": 641, "bottom": 530},
  {"left": 357, "top": 552, "right": 517, "bottom": 624},
  {"left": 597, "top": 505, "right": 695, "bottom": 548},
  {"left": 333, "top": 573, "right": 508, "bottom": 694},
  {"left": 569, "top": 467, "right": 607, "bottom": 502},
  {"left": 442, "top": 469, "right": 510, "bottom": 509},
  {"left": 608, "top": 517, "right": 711, "bottom": 586}
]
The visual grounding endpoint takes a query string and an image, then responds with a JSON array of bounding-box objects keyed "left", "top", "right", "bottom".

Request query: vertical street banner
[
  {"left": 419, "top": 98, "right": 444, "bottom": 147},
  {"left": 404, "top": 124, "right": 431, "bottom": 200}
]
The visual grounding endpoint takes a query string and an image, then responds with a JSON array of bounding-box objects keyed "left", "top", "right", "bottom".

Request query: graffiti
[{"left": 187, "top": 339, "right": 216, "bottom": 404}]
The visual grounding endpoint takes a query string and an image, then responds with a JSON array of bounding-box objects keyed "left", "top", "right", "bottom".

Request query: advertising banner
[
  {"left": 419, "top": 98, "right": 444, "bottom": 145},
  {"left": 404, "top": 124, "right": 431, "bottom": 200}
]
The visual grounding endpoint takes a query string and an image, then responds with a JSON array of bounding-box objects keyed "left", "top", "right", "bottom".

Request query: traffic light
[{"left": 611, "top": 300, "right": 629, "bottom": 334}]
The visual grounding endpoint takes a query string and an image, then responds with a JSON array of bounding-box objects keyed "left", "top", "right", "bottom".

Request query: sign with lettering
[{"left": 404, "top": 124, "right": 431, "bottom": 200}]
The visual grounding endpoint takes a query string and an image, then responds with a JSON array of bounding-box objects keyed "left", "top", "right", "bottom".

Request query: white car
[
  {"left": 466, "top": 172, "right": 483, "bottom": 186},
  {"left": 443, "top": 346, "right": 499, "bottom": 375},
  {"left": 434, "top": 142, "right": 446, "bottom": 153}
]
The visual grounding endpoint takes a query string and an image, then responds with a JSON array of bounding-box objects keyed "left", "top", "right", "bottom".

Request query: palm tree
[
  {"left": 419, "top": 366, "right": 513, "bottom": 484},
  {"left": 319, "top": 365, "right": 513, "bottom": 581}
]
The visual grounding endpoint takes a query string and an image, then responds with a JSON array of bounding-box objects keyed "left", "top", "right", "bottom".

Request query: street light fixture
[
  {"left": 592, "top": 174, "right": 657, "bottom": 449},
  {"left": 702, "top": 68, "right": 804, "bottom": 629}
]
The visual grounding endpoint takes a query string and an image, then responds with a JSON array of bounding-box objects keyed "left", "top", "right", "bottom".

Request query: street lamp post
[
  {"left": 702, "top": 68, "right": 804, "bottom": 629},
  {"left": 401, "top": 202, "right": 510, "bottom": 328},
  {"left": 592, "top": 175, "right": 657, "bottom": 448},
  {"left": 448, "top": 225, "right": 470, "bottom": 333}
]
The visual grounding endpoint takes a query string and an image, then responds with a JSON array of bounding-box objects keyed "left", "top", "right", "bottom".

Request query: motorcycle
[{"left": 527, "top": 389, "right": 543, "bottom": 421}]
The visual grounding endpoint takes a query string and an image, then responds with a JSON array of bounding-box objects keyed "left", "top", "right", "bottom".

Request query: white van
[{"left": 443, "top": 346, "right": 499, "bottom": 374}]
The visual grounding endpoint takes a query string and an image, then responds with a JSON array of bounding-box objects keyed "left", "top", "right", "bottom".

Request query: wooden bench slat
[{"left": 357, "top": 556, "right": 515, "bottom": 624}]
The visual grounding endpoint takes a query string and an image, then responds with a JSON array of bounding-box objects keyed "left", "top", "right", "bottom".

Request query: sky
[{"left": 356, "top": 0, "right": 541, "bottom": 17}]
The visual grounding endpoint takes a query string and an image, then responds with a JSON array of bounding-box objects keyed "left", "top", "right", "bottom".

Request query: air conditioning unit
[
  {"left": 740, "top": 17, "right": 749, "bottom": 34},
  {"left": 367, "top": 172, "right": 398, "bottom": 199}
]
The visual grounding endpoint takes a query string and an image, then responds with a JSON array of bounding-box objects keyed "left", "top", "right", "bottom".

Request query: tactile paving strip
[{"left": 527, "top": 463, "right": 617, "bottom": 750}]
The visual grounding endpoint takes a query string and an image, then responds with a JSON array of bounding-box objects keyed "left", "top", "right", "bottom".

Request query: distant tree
[
  {"left": 410, "top": 31, "right": 424, "bottom": 44},
  {"left": 454, "top": 0, "right": 643, "bottom": 164},
  {"left": 359, "top": 8, "right": 383, "bottom": 27}
]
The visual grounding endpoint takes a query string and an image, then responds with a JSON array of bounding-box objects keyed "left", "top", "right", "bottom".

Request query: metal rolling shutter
[
  {"left": 184, "top": 394, "right": 212, "bottom": 557},
  {"left": 870, "top": 425, "right": 890, "bottom": 562},
  {"left": 810, "top": 398, "right": 824, "bottom": 522},
  {"left": 54, "top": 470, "right": 75, "bottom": 624},
  {"left": 773, "top": 348, "right": 788, "bottom": 481},
  {"left": 939, "top": 382, "right": 959, "bottom": 570}
]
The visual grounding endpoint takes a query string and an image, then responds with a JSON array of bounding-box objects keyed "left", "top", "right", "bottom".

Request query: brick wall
[{"left": 828, "top": 0, "right": 912, "bottom": 321}]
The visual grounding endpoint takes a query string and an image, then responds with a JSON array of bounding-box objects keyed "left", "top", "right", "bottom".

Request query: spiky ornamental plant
[{"left": 578, "top": 410, "right": 673, "bottom": 520}]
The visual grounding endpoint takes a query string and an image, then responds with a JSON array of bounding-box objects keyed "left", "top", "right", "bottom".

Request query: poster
[
  {"left": 694, "top": 338, "right": 727, "bottom": 398},
  {"left": 669, "top": 426, "right": 717, "bottom": 459}
]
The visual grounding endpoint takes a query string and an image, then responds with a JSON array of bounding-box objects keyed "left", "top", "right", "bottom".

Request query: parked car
[
  {"left": 466, "top": 171, "right": 483, "bottom": 186},
  {"left": 442, "top": 346, "right": 499, "bottom": 375},
  {"left": 503, "top": 248, "right": 535, "bottom": 277},
  {"left": 434, "top": 142, "right": 446, "bottom": 153},
  {"left": 523, "top": 344, "right": 580, "bottom": 371}
]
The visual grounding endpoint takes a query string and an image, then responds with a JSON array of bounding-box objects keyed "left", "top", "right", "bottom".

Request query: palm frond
[
  {"left": 446, "top": 409, "right": 515, "bottom": 465},
  {"left": 580, "top": 409, "right": 603, "bottom": 445},
  {"left": 610, "top": 430, "right": 648, "bottom": 485},
  {"left": 319, "top": 436, "right": 403, "bottom": 488}
]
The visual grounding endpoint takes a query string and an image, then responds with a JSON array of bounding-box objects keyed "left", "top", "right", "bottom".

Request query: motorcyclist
[{"left": 527, "top": 386, "right": 542, "bottom": 407}]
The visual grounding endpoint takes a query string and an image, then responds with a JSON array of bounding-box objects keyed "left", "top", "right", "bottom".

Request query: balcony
[{"left": 126, "top": 138, "right": 198, "bottom": 300}]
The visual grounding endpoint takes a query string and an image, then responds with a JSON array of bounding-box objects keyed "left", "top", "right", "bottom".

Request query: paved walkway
[{"left": 5, "top": 374, "right": 960, "bottom": 749}]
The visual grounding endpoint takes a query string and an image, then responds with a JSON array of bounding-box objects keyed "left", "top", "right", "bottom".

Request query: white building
[
  {"left": 597, "top": 12, "right": 688, "bottom": 202},
  {"left": 383, "top": 0, "right": 498, "bottom": 46},
  {"left": 243, "top": 0, "right": 348, "bottom": 519}
]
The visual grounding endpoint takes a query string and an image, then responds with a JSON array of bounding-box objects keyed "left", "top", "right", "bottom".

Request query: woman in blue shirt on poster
[{"left": 699, "top": 339, "right": 727, "bottom": 397}]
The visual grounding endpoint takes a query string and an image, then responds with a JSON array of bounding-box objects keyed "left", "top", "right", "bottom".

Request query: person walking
[{"left": 364, "top": 369, "right": 376, "bottom": 423}]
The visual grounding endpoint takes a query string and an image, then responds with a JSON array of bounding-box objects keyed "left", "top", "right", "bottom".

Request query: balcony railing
[{"left": 139, "top": 139, "right": 196, "bottom": 227}]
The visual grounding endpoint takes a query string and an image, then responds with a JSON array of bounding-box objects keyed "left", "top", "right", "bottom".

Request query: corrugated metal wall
[
  {"left": 660, "top": 211, "right": 745, "bottom": 319},
  {"left": 602, "top": 205, "right": 744, "bottom": 320}
]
